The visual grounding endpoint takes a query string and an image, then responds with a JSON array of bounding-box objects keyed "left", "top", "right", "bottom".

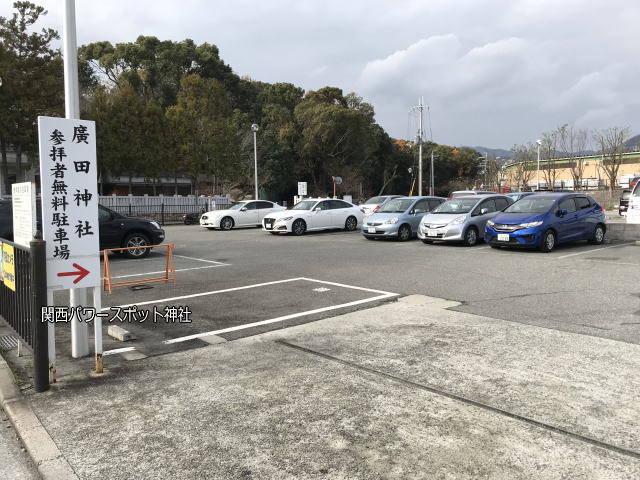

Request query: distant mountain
[
  {"left": 467, "top": 146, "right": 514, "bottom": 159},
  {"left": 625, "top": 134, "right": 640, "bottom": 151}
]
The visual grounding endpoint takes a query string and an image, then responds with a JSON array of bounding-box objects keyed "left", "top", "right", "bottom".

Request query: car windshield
[
  {"left": 379, "top": 199, "right": 413, "bottom": 213},
  {"left": 228, "top": 203, "right": 247, "bottom": 210},
  {"left": 363, "top": 196, "right": 387, "bottom": 204},
  {"left": 290, "top": 200, "right": 317, "bottom": 210},
  {"left": 504, "top": 197, "right": 556, "bottom": 213},
  {"left": 432, "top": 198, "right": 478, "bottom": 214}
]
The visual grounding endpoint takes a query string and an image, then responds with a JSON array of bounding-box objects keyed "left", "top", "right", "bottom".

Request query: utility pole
[{"left": 410, "top": 98, "right": 425, "bottom": 196}]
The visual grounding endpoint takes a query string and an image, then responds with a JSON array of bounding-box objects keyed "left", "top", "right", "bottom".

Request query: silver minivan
[{"left": 418, "top": 194, "right": 512, "bottom": 246}]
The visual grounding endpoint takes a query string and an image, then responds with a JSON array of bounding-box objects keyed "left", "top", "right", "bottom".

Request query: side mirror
[
  {"left": 240, "top": 207, "right": 247, "bottom": 211},
  {"left": 409, "top": 209, "right": 416, "bottom": 215},
  {"left": 480, "top": 208, "right": 489, "bottom": 215},
  {"left": 314, "top": 207, "right": 321, "bottom": 212},
  {"left": 557, "top": 208, "right": 568, "bottom": 217}
]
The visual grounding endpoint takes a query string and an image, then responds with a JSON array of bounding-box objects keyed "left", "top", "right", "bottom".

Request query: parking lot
[{"left": 47, "top": 222, "right": 639, "bottom": 372}]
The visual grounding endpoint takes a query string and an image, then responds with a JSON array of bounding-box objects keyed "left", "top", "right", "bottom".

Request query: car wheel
[
  {"left": 538, "top": 229, "right": 556, "bottom": 253},
  {"left": 463, "top": 227, "right": 478, "bottom": 247},
  {"left": 589, "top": 224, "right": 605, "bottom": 245},
  {"left": 421, "top": 239, "right": 433, "bottom": 244},
  {"left": 344, "top": 216, "right": 358, "bottom": 231},
  {"left": 397, "top": 224, "right": 411, "bottom": 241},
  {"left": 220, "top": 217, "right": 234, "bottom": 230},
  {"left": 292, "top": 219, "right": 306, "bottom": 236},
  {"left": 122, "top": 233, "right": 151, "bottom": 259}
]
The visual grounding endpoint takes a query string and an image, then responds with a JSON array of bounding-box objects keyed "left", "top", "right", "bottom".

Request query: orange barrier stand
[{"left": 102, "top": 243, "right": 177, "bottom": 294}]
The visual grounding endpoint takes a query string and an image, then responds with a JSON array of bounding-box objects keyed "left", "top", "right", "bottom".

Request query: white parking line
[
  {"left": 102, "top": 277, "right": 305, "bottom": 310},
  {"left": 103, "top": 346, "right": 136, "bottom": 356},
  {"left": 555, "top": 242, "right": 635, "bottom": 259},
  {"left": 163, "top": 292, "right": 397, "bottom": 345},
  {"left": 111, "top": 264, "right": 227, "bottom": 279},
  {"left": 172, "top": 254, "right": 229, "bottom": 265}
]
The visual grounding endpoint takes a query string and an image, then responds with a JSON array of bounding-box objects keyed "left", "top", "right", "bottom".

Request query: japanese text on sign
[{"left": 38, "top": 117, "right": 100, "bottom": 290}]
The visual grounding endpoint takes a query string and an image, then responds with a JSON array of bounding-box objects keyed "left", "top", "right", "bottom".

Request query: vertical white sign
[
  {"left": 38, "top": 116, "right": 100, "bottom": 291},
  {"left": 297, "top": 182, "right": 307, "bottom": 196},
  {"left": 11, "top": 182, "right": 37, "bottom": 248}
]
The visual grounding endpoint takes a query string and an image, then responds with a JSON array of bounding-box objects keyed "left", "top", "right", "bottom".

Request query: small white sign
[
  {"left": 11, "top": 182, "right": 36, "bottom": 248},
  {"left": 297, "top": 181, "right": 307, "bottom": 196},
  {"left": 38, "top": 116, "right": 100, "bottom": 291}
]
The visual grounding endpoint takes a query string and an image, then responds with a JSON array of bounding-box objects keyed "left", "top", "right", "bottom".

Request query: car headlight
[
  {"left": 384, "top": 217, "right": 399, "bottom": 224},
  {"left": 150, "top": 221, "right": 161, "bottom": 229},
  {"left": 278, "top": 216, "right": 293, "bottom": 222},
  {"left": 519, "top": 221, "right": 543, "bottom": 228},
  {"left": 450, "top": 216, "right": 466, "bottom": 225},
  {"left": 487, "top": 220, "right": 495, "bottom": 227}
]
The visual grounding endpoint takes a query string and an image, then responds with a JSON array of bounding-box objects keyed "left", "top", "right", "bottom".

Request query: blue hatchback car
[{"left": 484, "top": 193, "right": 606, "bottom": 252}]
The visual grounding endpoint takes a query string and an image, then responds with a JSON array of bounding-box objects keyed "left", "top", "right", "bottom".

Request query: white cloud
[{"left": 1, "top": 0, "right": 638, "bottom": 147}]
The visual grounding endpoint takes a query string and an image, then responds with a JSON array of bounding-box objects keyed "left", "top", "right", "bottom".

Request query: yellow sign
[{"left": 3, "top": 243, "right": 15, "bottom": 292}]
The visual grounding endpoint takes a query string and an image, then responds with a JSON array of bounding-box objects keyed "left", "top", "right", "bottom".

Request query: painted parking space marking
[
  {"left": 172, "top": 254, "right": 229, "bottom": 265},
  {"left": 164, "top": 292, "right": 397, "bottom": 345},
  {"left": 555, "top": 242, "right": 635, "bottom": 259},
  {"left": 100, "top": 277, "right": 399, "bottom": 353},
  {"left": 111, "top": 264, "right": 228, "bottom": 280},
  {"left": 103, "top": 346, "right": 136, "bottom": 356}
]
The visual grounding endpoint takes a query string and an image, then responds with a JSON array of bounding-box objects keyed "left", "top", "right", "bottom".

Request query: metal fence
[
  {"left": 99, "top": 195, "right": 232, "bottom": 225},
  {"left": 0, "top": 237, "right": 48, "bottom": 392}
]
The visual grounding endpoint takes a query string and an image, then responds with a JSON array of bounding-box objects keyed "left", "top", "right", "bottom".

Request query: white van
[{"left": 626, "top": 182, "right": 640, "bottom": 224}]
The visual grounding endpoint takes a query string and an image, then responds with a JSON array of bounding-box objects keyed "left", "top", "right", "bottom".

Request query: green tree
[
  {"left": 79, "top": 37, "right": 240, "bottom": 109},
  {"left": 0, "top": 1, "right": 62, "bottom": 193},
  {"left": 166, "top": 74, "right": 240, "bottom": 194}
]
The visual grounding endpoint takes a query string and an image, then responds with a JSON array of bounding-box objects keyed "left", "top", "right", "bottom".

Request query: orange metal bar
[{"left": 101, "top": 243, "right": 176, "bottom": 294}]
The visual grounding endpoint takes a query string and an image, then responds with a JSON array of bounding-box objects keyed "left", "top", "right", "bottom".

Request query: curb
[{"left": 0, "top": 354, "right": 79, "bottom": 480}]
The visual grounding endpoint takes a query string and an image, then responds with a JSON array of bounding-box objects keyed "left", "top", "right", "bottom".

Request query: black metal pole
[
  {"left": 161, "top": 202, "right": 165, "bottom": 226},
  {"left": 30, "top": 234, "right": 49, "bottom": 393}
]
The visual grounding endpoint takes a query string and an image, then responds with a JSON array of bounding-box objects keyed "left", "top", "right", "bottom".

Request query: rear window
[{"left": 363, "top": 196, "right": 387, "bottom": 204}]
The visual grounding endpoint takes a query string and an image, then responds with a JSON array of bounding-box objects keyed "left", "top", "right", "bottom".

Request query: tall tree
[
  {"left": 0, "top": 1, "right": 62, "bottom": 193},
  {"left": 557, "top": 124, "right": 589, "bottom": 190},
  {"left": 593, "top": 127, "right": 630, "bottom": 195},
  {"left": 540, "top": 130, "right": 559, "bottom": 189},
  {"left": 165, "top": 74, "right": 239, "bottom": 194},
  {"left": 510, "top": 143, "right": 536, "bottom": 191}
]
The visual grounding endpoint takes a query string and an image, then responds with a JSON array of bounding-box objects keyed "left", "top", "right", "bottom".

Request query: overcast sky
[{"left": 2, "top": 0, "right": 639, "bottom": 148}]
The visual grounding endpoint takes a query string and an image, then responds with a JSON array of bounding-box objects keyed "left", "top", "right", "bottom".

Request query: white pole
[
  {"left": 253, "top": 131, "right": 258, "bottom": 200},
  {"left": 93, "top": 286, "right": 103, "bottom": 373},
  {"left": 47, "top": 291, "right": 56, "bottom": 383},
  {"left": 418, "top": 98, "right": 423, "bottom": 196},
  {"left": 64, "top": 0, "right": 88, "bottom": 358},
  {"left": 536, "top": 140, "right": 541, "bottom": 191}
]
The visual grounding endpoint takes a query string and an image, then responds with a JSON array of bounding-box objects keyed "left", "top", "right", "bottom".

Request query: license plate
[
  {"left": 265, "top": 223, "right": 273, "bottom": 230},
  {"left": 367, "top": 227, "right": 376, "bottom": 233},
  {"left": 426, "top": 229, "right": 438, "bottom": 237},
  {"left": 497, "top": 233, "right": 510, "bottom": 242}
]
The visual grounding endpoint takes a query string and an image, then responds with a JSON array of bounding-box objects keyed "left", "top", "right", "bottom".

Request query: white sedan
[
  {"left": 200, "top": 200, "right": 285, "bottom": 230},
  {"left": 262, "top": 198, "right": 364, "bottom": 235}
]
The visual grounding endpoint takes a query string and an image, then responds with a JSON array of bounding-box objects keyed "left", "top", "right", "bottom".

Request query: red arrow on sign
[{"left": 57, "top": 263, "right": 90, "bottom": 284}]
